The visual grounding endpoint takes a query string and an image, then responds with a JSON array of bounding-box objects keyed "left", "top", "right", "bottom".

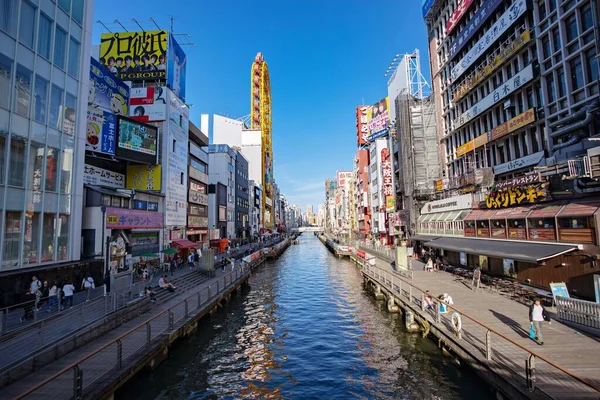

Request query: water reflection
[{"left": 117, "top": 235, "right": 492, "bottom": 400}]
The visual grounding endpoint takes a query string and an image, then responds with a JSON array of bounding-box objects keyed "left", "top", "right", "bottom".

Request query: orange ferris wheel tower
[{"left": 250, "top": 53, "right": 274, "bottom": 230}]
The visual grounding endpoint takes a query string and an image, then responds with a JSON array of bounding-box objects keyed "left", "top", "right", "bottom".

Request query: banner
[
  {"left": 367, "top": 97, "right": 390, "bottom": 141},
  {"left": 446, "top": 0, "right": 476, "bottom": 35},
  {"left": 86, "top": 109, "right": 117, "bottom": 155},
  {"left": 129, "top": 86, "right": 167, "bottom": 122},
  {"left": 167, "top": 34, "right": 187, "bottom": 101},
  {"left": 99, "top": 30, "right": 168, "bottom": 82},
  {"left": 89, "top": 57, "right": 129, "bottom": 115},
  {"left": 83, "top": 164, "right": 125, "bottom": 188},
  {"left": 105, "top": 207, "right": 164, "bottom": 229},
  {"left": 337, "top": 171, "right": 352, "bottom": 187},
  {"left": 116, "top": 116, "right": 158, "bottom": 164},
  {"left": 490, "top": 108, "right": 536, "bottom": 141},
  {"left": 126, "top": 164, "right": 161, "bottom": 191},
  {"left": 356, "top": 106, "right": 370, "bottom": 146}
]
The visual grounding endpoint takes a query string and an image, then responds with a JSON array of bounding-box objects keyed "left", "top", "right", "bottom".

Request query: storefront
[{"left": 416, "top": 194, "right": 473, "bottom": 237}]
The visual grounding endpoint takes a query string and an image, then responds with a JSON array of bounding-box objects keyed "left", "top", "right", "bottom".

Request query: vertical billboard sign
[
  {"left": 86, "top": 109, "right": 117, "bottom": 155},
  {"left": 381, "top": 148, "right": 394, "bottom": 213},
  {"left": 129, "top": 86, "right": 167, "bottom": 122},
  {"left": 367, "top": 97, "right": 390, "bottom": 142},
  {"left": 167, "top": 34, "right": 187, "bottom": 101},
  {"left": 99, "top": 30, "right": 168, "bottom": 82},
  {"left": 165, "top": 90, "right": 189, "bottom": 226},
  {"left": 89, "top": 57, "right": 130, "bottom": 116},
  {"left": 446, "top": 0, "right": 476, "bottom": 35},
  {"left": 337, "top": 171, "right": 353, "bottom": 188},
  {"left": 116, "top": 116, "right": 158, "bottom": 164},
  {"left": 356, "top": 106, "right": 370, "bottom": 146}
]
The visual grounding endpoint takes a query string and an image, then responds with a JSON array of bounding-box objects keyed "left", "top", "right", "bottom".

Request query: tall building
[
  {"left": 187, "top": 122, "right": 209, "bottom": 246},
  {"left": 207, "top": 145, "right": 237, "bottom": 240},
  {"left": 235, "top": 150, "right": 249, "bottom": 242},
  {"left": 0, "top": 1, "right": 93, "bottom": 283},
  {"left": 249, "top": 180, "right": 262, "bottom": 239},
  {"left": 353, "top": 149, "right": 371, "bottom": 239}
]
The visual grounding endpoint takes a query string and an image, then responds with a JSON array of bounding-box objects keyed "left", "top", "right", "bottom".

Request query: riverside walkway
[{"left": 363, "top": 251, "right": 600, "bottom": 399}]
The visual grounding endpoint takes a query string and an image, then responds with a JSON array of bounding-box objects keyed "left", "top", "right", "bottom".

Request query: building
[
  {"left": 235, "top": 150, "right": 249, "bottom": 242},
  {"left": 187, "top": 122, "right": 209, "bottom": 246},
  {"left": 207, "top": 144, "right": 237, "bottom": 240},
  {"left": 249, "top": 180, "right": 262, "bottom": 240},
  {"left": 208, "top": 182, "right": 227, "bottom": 240},
  {"left": 0, "top": 0, "right": 94, "bottom": 292},
  {"left": 368, "top": 138, "right": 394, "bottom": 244},
  {"left": 420, "top": 0, "right": 600, "bottom": 299},
  {"left": 353, "top": 149, "right": 371, "bottom": 239}
]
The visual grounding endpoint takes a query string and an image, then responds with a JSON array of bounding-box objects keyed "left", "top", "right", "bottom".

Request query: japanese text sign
[
  {"left": 337, "top": 171, "right": 353, "bottom": 187},
  {"left": 449, "top": 0, "right": 504, "bottom": 60},
  {"left": 446, "top": 0, "right": 475, "bottom": 35},
  {"left": 105, "top": 207, "right": 164, "bottom": 229},
  {"left": 494, "top": 173, "right": 541, "bottom": 190},
  {"left": 490, "top": 108, "right": 536, "bottom": 141},
  {"left": 367, "top": 97, "right": 390, "bottom": 141},
  {"left": 126, "top": 164, "right": 162, "bottom": 191},
  {"left": 86, "top": 109, "right": 117, "bottom": 155},
  {"left": 485, "top": 185, "right": 547, "bottom": 209},
  {"left": 84, "top": 164, "right": 125, "bottom": 188},
  {"left": 380, "top": 148, "right": 394, "bottom": 205},
  {"left": 356, "top": 106, "right": 370, "bottom": 146}
]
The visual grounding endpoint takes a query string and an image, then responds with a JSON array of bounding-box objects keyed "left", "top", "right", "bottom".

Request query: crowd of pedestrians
[{"left": 20, "top": 275, "right": 78, "bottom": 322}]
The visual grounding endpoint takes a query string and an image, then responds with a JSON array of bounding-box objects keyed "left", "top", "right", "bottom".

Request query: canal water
[{"left": 117, "top": 235, "right": 493, "bottom": 400}]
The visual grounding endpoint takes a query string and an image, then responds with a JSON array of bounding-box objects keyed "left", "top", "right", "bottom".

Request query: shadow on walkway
[{"left": 489, "top": 309, "right": 529, "bottom": 339}]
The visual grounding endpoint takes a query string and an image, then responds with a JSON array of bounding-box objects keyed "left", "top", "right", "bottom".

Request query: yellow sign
[
  {"left": 490, "top": 108, "right": 536, "bottom": 141},
  {"left": 456, "top": 132, "right": 488, "bottom": 157},
  {"left": 126, "top": 165, "right": 161, "bottom": 191},
  {"left": 485, "top": 186, "right": 547, "bottom": 209},
  {"left": 106, "top": 215, "right": 119, "bottom": 225},
  {"left": 435, "top": 179, "right": 444, "bottom": 192},
  {"left": 385, "top": 195, "right": 396, "bottom": 213},
  {"left": 473, "top": 132, "right": 489, "bottom": 148}
]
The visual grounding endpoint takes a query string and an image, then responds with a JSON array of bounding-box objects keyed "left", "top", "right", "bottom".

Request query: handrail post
[
  {"left": 116, "top": 339, "right": 123, "bottom": 369},
  {"left": 420, "top": 294, "right": 425, "bottom": 312},
  {"left": 436, "top": 301, "right": 441, "bottom": 324},
  {"left": 146, "top": 322, "right": 151, "bottom": 347},
  {"left": 409, "top": 286, "right": 413, "bottom": 303},
  {"left": 184, "top": 300, "right": 189, "bottom": 319},
  {"left": 526, "top": 354, "right": 536, "bottom": 392},
  {"left": 208, "top": 286, "right": 212, "bottom": 299},
  {"left": 73, "top": 365, "right": 83, "bottom": 400},
  {"left": 168, "top": 311, "right": 174, "bottom": 331},
  {"left": 485, "top": 330, "right": 492, "bottom": 360},
  {"left": 216, "top": 280, "right": 220, "bottom": 294},
  {"left": 33, "top": 307, "right": 38, "bottom": 322},
  {"left": 79, "top": 304, "right": 84, "bottom": 326}
]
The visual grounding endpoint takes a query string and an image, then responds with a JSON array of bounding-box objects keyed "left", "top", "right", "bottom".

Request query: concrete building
[
  {"left": 0, "top": 0, "right": 94, "bottom": 285},
  {"left": 208, "top": 182, "right": 227, "bottom": 240},
  {"left": 235, "top": 150, "right": 249, "bottom": 242},
  {"left": 368, "top": 138, "right": 391, "bottom": 244},
  {"left": 249, "top": 180, "right": 262, "bottom": 240},
  {"left": 207, "top": 145, "right": 237, "bottom": 240},
  {"left": 187, "top": 122, "right": 209, "bottom": 246},
  {"left": 353, "top": 149, "right": 371, "bottom": 239}
]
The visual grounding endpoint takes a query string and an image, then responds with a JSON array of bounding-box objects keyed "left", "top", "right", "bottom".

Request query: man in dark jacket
[{"left": 529, "top": 298, "right": 551, "bottom": 345}]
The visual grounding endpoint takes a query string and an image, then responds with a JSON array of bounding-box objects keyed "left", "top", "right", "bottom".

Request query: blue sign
[
  {"left": 134, "top": 200, "right": 148, "bottom": 210},
  {"left": 89, "top": 57, "right": 130, "bottom": 116},
  {"left": 367, "top": 128, "right": 389, "bottom": 142},
  {"left": 167, "top": 34, "right": 187, "bottom": 102},
  {"left": 448, "top": 0, "right": 504, "bottom": 60},
  {"left": 86, "top": 109, "right": 117, "bottom": 155},
  {"left": 147, "top": 202, "right": 159, "bottom": 212},
  {"left": 422, "top": 0, "right": 435, "bottom": 17}
]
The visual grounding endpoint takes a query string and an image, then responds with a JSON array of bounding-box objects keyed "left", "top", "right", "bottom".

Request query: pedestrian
[
  {"left": 170, "top": 257, "right": 175, "bottom": 277},
  {"left": 188, "top": 252, "right": 194, "bottom": 268},
  {"left": 529, "top": 298, "right": 551, "bottom": 345},
  {"left": 158, "top": 275, "right": 176, "bottom": 292},
  {"left": 29, "top": 276, "right": 42, "bottom": 311},
  {"left": 424, "top": 290, "right": 434, "bottom": 310},
  {"left": 81, "top": 274, "right": 95, "bottom": 301},
  {"left": 62, "top": 280, "right": 75, "bottom": 308},
  {"left": 47, "top": 281, "right": 58, "bottom": 312},
  {"left": 38, "top": 281, "right": 49, "bottom": 310}
]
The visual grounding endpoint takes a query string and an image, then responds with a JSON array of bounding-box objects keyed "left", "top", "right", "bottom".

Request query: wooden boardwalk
[{"left": 365, "top": 255, "right": 600, "bottom": 399}]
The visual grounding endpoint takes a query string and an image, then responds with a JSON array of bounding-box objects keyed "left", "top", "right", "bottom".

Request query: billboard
[
  {"left": 116, "top": 116, "right": 158, "bottom": 164},
  {"left": 165, "top": 90, "right": 189, "bottom": 226},
  {"left": 367, "top": 97, "right": 390, "bottom": 141},
  {"left": 167, "top": 34, "right": 187, "bottom": 101},
  {"left": 83, "top": 164, "right": 125, "bottom": 188},
  {"left": 422, "top": 0, "right": 435, "bottom": 17},
  {"left": 129, "top": 86, "right": 167, "bottom": 122},
  {"left": 356, "top": 106, "right": 370, "bottom": 146},
  {"left": 99, "top": 30, "right": 168, "bottom": 82},
  {"left": 446, "top": 0, "right": 476, "bottom": 35},
  {"left": 126, "top": 164, "right": 161, "bottom": 191},
  {"left": 89, "top": 57, "right": 129, "bottom": 115},
  {"left": 337, "top": 171, "right": 352, "bottom": 187},
  {"left": 86, "top": 109, "right": 117, "bottom": 155}
]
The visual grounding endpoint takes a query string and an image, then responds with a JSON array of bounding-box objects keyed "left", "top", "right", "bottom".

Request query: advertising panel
[
  {"left": 165, "top": 90, "right": 190, "bottom": 226},
  {"left": 129, "top": 86, "right": 167, "bottom": 122},
  {"left": 454, "top": 64, "right": 534, "bottom": 130},
  {"left": 189, "top": 190, "right": 208, "bottom": 205},
  {"left": 485, "top": 183, "right": 547, "bottom": 209},
  {"left": 337, "top": 171, "right": 353, "bottom": 187},
  {"left": 456, "top": 132, "right": 488, "bottom": 157},
  {"left": 446, "top": 0, "right": 476, "bottom": 35},
  {"left": 88, "top": 57, "right": 129, "bottom": 115},
  {"left": 381, "top": 148, "right": 394, "bottom": 198},
  {"left": 421, "top": 194, "right": 472, "bottom": 214},
  {"left": 167, "top": 34, "right": 187, "bottom": 101},
  {"left": 188, "top": 216, "right": 208, "bottom": 227},
  {"left": 356, "top": 106, "right": 370, "bottom": 146},
  {"left": 86, "top": 109, "right": 117, "bottom": 155},
  {"left": 422, "top": 0, "right": 435, "bottom": 17},
  {"left": 495, "top": 173, "right": 541, "bottom": 190},
  {"left": 449, "top": 0, "right": 504, "bottom": 60},
  {"left": 126, "top": 164, "right": 161, "bottom": 191},
  {"left": 385, "top": 196, "right": 396, "bottom": 213},
  {"left": 264, "top": 151, "right": 272, "bottom": 198},
  {"left": 116, "top": 116, "right": 158, "bottom": 164},
  {"left": 105, "top": 207, "right": 164, "bottom": 229},
  {"left": 450, "top": 0, "right": 528, "bottom": 83},
  {"left": 367, "top": 97, "right": 390, "bottom": 141},
  {"left": 503, "top": 259, "right": 516, "bottom": 278},
  {"left": 83, "top": 164, "right": 125, "bottom": 188},
  {"left": 99, "top": 30, "right": 168, "bottom": 82},
  {"left": 490, "top": 108, "right": 536, "bottom": 141},
  {"left": 492, "top": 151, "right": 544, "bottom": 175}
]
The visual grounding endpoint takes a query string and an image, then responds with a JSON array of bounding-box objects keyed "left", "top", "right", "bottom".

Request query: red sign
[
  {"left": 356, "top": 106, "right": 369, "bottom": 146},
  {"left": 380, "top": 148, "right": 393, "bottom": 197},
  {"left": 446, "top": 0, "right": 475, "bottom": 34},
  {"left": 356, "top": 249, "right": 366, "bottom": 259},
  {"left": 106, "top": 207, "right": 164, "bottom": 229}
]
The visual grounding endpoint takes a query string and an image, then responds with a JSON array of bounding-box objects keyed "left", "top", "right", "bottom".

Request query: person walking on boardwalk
[
  {"left": 47, "top": 281, "right": 59, "bottom": 312},
  {"left": 82, "top": 274, "right": 95, "bottom": 301},
  {"left": 529, "top": 298, "right": 551, "bottom": 345},
  {"left": 62, "top": 280, "right": 75, "bottom": 309}
]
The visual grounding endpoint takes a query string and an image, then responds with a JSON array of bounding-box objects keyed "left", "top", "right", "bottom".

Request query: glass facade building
[{"left": 0, "top": 0, "right": 92, "bottom": 273}]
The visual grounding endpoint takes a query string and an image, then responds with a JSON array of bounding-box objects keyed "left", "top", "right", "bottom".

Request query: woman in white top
[{"left": 529, "top": 298, "right": 551, "bottom": 345}]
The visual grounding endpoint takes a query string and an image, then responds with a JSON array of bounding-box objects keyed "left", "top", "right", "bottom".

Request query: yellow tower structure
[{"left": 250, "top": 52, "right": 273, "bottom": 230}]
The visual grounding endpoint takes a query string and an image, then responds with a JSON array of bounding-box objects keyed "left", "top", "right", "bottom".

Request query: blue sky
[{"left": 93, "top": 0, "right": 430, "bottom": 213}]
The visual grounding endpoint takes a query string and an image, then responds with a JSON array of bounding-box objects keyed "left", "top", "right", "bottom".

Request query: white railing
[{"left": 556, "top": 296, "right": 600, "bottom": 330}]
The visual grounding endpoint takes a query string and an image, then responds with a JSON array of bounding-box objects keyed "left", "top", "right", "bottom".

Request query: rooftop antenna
[
  {"left": 113, "top": 19, "right": 128, "bottom": 32},
  {"left": 149, "top": 17, "right": 161, "bottom": 30},
  {"left": 96, "top": 20, "right": 112, "bottom": 33},
  {"left": 131, "top": 18, "right": 144, "bottom": 31},
  {"left": 168, "top": 16, "right": 195, "bottom": 46}
]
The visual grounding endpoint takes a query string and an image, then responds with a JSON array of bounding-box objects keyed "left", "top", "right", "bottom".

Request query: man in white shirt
[
  {"left": 158, "top": 275, "right": 176, "bottom": 292},
  {"left": 82, "top": 275, "right": 95, "bottom": 301},
  {"left": 62, "top": 281, "right": 75, "bottom": 309}
]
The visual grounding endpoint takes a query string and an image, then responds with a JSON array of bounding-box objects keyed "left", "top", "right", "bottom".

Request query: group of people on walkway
[{"left": 20, "top": 275, "right": 83, "bottom": 321}]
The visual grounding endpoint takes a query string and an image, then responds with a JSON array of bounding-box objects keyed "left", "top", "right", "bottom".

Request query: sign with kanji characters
[
  {"left": 493, "top": 151, "right": 544, "bottom": 175},
  {"left": 105, "top": 207, "right": 164, "bottom": 229},
  {"left": 337, "top": 171, "right": 353, "bottom": 188},
  {"left": 490, "top": 108, "right": 536, "bottom": 142},
  {"left": 494, "top": 173, "right": 541, "bottom": 190},
  {"left": 485, "top": 185, "right": 548, "bottom": 209},
  {"left": 356, "top": 106, "right": 370, "bottom": 146},
  {"left": 454, "top": 64, "right": 534, "bottom": 130},
  {"left": 380, "top": 148, "right": 394, "bottom": 212},
  {"left": 367, "top": 97, "right": 390, "bottom": 141},
  {"left": 126, "top": 164, "right": 161, "bottom": 191},
  {"left": 450, "top": 0, "right": 528, "bottom": 82},
  {"left": 86, "top": 109, "right": 117, "bottom": 155},
  {"left": 446, "top": 0, "right": 476, "bottom": 34},
  {"left": 84, "top": 164, "right": 125, "bottom": 189}
]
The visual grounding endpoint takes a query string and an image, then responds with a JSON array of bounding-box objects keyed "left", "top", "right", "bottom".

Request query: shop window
[
  {"left": 3, "top": 211, "right": 22, "bottom": 266},
  {"left": 558, "top": 217, "right": 589, "bottom": 229},
  {"left": 24, "top": 211, "right": 40, "bottom": 264},
  {"left": 0, "top": 0, "right": 17, "bottom": 36},
  {"left": 476, "top": 220, "right": 489, "bottom": 229},
  {"left": 54, "top": 27, "right": 67, "bottom": 70},
  {"left": 492, "top": 219, "right": 506, "bottom": 229},
  {"left": 14, "top": 64, "right": 32, "bottom": 116},
  {"left": 8, "top": 137, "right": 26, "bottom": 187},
  {"left": 37, "top": 13, "right": 53, "bottom": 59},
  {"left": 570, "top": 56, "right": 584, "bottom": 91},
  {"left": 57, "top": 214, "right": 69, "bottom": 260},
  {"left": 465, "top": 220, "right": 475, "bottom": 229},
  {"left": 41, "top": 213, "right": 56, "bottom": 262},
  {"left": 528, "top": 218, "right": 555, "bottom": 229},
  {"left": 18, "top": 0, "right": 36, "bottom": 49},
  {"left": 509, "top": 218, "right": 526, "bottom": 228}
]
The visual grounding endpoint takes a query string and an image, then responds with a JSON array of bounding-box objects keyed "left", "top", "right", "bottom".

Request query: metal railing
[
  {"left": 556, "top": 296, "right": 600, "bottom": 330},
  {"left": 13, "top": 261, "right": 257, "bottom": 400},
  {"left": 359, "top": 261, "right": 600, "bottom": 398}
]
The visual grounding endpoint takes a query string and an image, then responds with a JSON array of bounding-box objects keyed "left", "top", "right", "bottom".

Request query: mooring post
[{"left": 526, "top": 354, "right": 536, "bottom": 392}]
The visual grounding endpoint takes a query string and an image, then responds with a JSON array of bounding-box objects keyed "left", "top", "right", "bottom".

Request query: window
[
  {"left": 539, "top": 2, "right": 547, "bottom": 20},
  {"left": 49, "top": 85, "right": 63, "bottom": 129},
  {"left": 28, "top": 141, "right": 44, "bottom": 191},
  {"left": 8, "top": 137, "right": 26, "bottom": 186},
  {"left": 54, "top": 27, "right": 67, "bottom": 69},
  {"left": 513, "top": 135, "right": 521, "bottom": 158},
  {"left": 581, "top": 5, "right": 593, "bottom": 31},
  {"left": 571, "top": 56, "right": 584, "bottom": 90},
  {"left": 57, "top": 214, "right": 69, "bottom": 260},
  {"left": 0, "top": 53, "right": 12, "bottom": 109},
  {"left": 37, "top": 14, "right": 52, "bottom": 59},
  {"left": 111, "top": 196, "right": 121, "bottom": 207},
  {"left": 0, "top": 134, "right": 5, "bottom": 184},
  {"left": 147, "top": 202, "right": 158, "bottom": 211},
  {"left": 558, "top": 217, "right": 591, "bottom": 229},
  {"left": 72, "top": 0, "right": 84, "bottom": 24},
  {"left": 546, "top": 74, "right": 556, "bottom": 102},
  {"left": 557, "top": 67, "right": 566, "bottom": 98},
  {"left": 102, "top": 195, "right": 111, "bottom": 206},
  {"left": 528, "top": 218, "right": 555, "bottom": 229},
  {"left": 60, "top": 149, "right": 72, "bottom": 194},
  {"left": 509, "top": 218, "right": 526, "bottom": 228},
  {"left": 45, "top": 147, "right": 58, "bottom": 192},
  {"left": 14, "top": 64, "right": 32, "bottom": 116},
  {"left": 41, "top": 213, "right": 56, "bottom": 262},
  {"left": 67, "top": 37, "right": 80, "bottom": 77},
  {"left": 552, "top": 28, "right": 561, "bottom": 54},
  {"left": 3, "top": 211, "right": 22, "bottom": 266},
  {"left": 0, "top": 0, "right": 18, "bottom": 36},
  {"left": 34, "top": 75, "right": 48, "bottom": 123},
  {"left": 542, "top": 36, "right": 551, "bottom": 59},
  {"left": 565, "top": 14, "right": 578, "bottom": 43},
  {"left": 586, "top": 48, "right": 599, "bottom": 83},
  {"left": 58, "top": 0, "right": 70, "bottom": 13},
  {"left": 18, "top": 0, "right": 35, "bottom": 48},
  {"left": 65, "top": 92, "right": 77, "bottom": 135}
]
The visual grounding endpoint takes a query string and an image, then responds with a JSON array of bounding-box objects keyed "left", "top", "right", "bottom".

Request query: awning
[
  {"left": 444, "top": 211, "right": 461, "bottom": 221},
  {"left": 453, "top": 210, "right": 471, "bottom": 221},
  {"left": 411, "top": 235, "right": 440, "bottom": 242},
  {"left": 478, "top": 210, "right": 497, "bottom": 219},
  {"left": 85, "top": 185, "right": 131, "bottom": 198},
  {"left": 171, "top": 239, "right": 199, "bottom": 249},
  {"left": 424, "top": 237, "right": 577, "bottom": 263},
  {"left": 528, "top": 202, "right": 566, "bottom": 219},
  {"left": 464, "top": 209, "right": 484, "bottom": 221},
  {"left": 558, "top": 201, "right": 599, "bottom": 217}
]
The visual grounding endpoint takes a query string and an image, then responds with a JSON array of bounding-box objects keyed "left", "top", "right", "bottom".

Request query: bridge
[{"left": 291, "top": 226, "right": 324, "bottom": 232}]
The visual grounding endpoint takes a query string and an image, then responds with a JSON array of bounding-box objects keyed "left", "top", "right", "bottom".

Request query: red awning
[
  {"left": 557, "top": 201, "right": 599, "bottom": 217},
  {"left": 464, "top": 209, "right": 483, "bottom": 221},
  {"left": 528, "top": 202, "right": 566, "bottom": 219},
  {"left": 171, "top": 239, "right": 199, "bottom": 249}
]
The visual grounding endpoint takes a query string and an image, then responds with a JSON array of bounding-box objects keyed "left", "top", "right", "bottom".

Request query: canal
[{"left": 117, "top": 235, "right": 493, "bottom": 399}]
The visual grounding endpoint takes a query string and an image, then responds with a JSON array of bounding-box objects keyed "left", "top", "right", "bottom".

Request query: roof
[
  {"left": 85, "top": 185, "right": 131, "bottom": 198},
  {"left": 171, "top": 240, "right": 199, "bottom": 249},
  {"left": 424, "top": 237, "right": 577, "bottom": 263}
]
